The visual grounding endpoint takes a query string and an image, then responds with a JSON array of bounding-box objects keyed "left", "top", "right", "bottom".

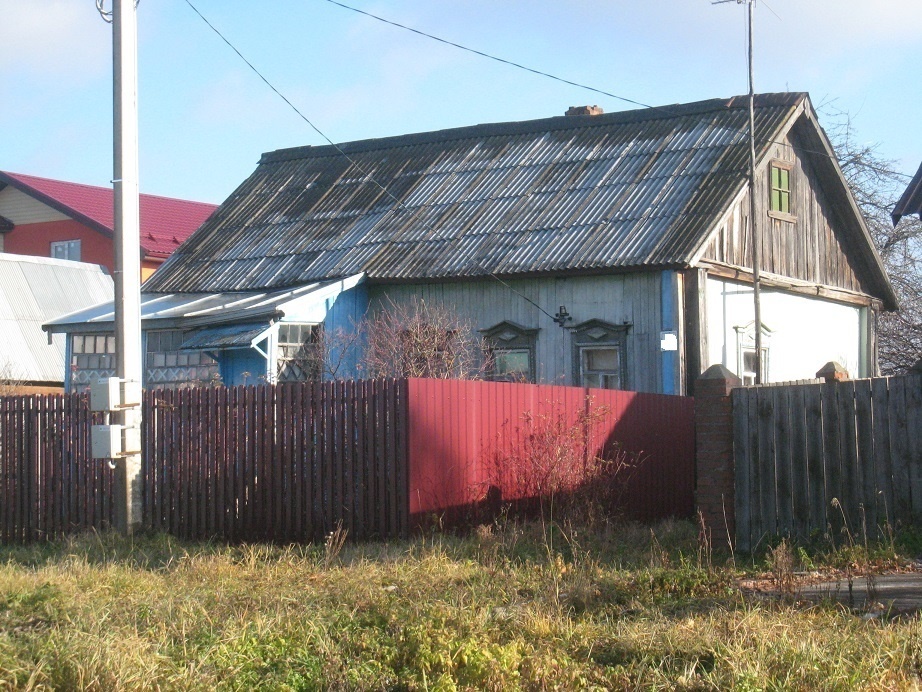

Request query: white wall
[{"left": 706, "top": 276, "right": 864, "bottom": 382}]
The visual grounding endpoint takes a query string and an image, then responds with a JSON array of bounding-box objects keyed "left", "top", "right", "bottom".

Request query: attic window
[{"left": 769, "top": 160, "right": 795, "bottom": 221}]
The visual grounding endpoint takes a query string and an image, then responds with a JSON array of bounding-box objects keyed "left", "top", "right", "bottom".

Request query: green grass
[{"left": 0, "top": 519, "right": 920, "bottom": 690}]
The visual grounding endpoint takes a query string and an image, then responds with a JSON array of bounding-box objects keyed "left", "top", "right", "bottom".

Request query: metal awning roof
[
  {"left": 43, "top": 273, "right": 365, "bottom": 334},
  {"left": 178, "top": 323, "right": 272, "bottom": 351}
]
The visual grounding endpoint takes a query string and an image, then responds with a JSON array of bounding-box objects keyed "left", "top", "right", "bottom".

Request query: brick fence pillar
[{"left": 695, "top": 364, "right": 741, "bottom": 548}]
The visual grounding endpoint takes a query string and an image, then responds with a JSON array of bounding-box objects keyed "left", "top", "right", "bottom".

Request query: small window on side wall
[
  {"left": 769, "top": 160, "right": 794, "bottom": 220},
  {"left": 480, "top": 321, "right": 538, "bottom": 383},
  {"left": 51, "top": 239, "right": 81, "bottom": 261},
  {"left": 571, "top": 319, "right": 630, "bottom": 390}
]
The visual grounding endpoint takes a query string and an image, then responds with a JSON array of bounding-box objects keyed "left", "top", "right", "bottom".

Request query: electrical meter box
[
  {"left": 90, "top": 378, "right": 142, "bottom": 411},
  {"left": 90, "top": 378, "right": 121, "bottom": 412},
  {"left": 91, "top": 424, "right": 123, "bottom": 459}
]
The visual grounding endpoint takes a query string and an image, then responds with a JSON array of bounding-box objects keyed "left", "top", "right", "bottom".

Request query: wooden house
[
  {"left": 45, "top": 93, "right": 895, "bottom": 394},
  {"left": 0, "top": 172, "right": 216, "bottom": 281}
]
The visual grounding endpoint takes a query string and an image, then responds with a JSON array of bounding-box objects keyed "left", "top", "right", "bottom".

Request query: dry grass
[{"left": 0, "top": 521, "right": 920, "bottom": 690}]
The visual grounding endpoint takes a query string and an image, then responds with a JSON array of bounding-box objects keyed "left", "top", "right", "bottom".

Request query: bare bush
[
  {"left": 361, "top": 297, "right": 489, "bottom": 379},
  {"left": 483, "top": 399, "right": 642, "bottom": 525}
]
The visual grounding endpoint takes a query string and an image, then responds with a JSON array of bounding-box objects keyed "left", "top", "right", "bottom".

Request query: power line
[
  {"left": 320, "top": 0, "right": 655, "bottom": 112},
  {"left": 320, "top": 0, "right": 913, "bottom": 181},
  {"left": 182, "top": 0, "right": 561, "bottom": 326}
]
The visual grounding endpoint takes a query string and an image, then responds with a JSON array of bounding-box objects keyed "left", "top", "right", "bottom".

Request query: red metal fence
[
  {"left": 0, "top": 379, "right": 694, "bottom": 543},
  {"left": 407, "top": 379, "right": 695, "bottom": 524}
]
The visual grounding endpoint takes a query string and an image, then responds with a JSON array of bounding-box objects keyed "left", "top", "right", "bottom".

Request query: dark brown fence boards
[
  {"left": 139, "top": 381, "right": 407, "bottom": 543},
  {"left": 0, "top": 394, "right": 113, "bottom": 542},
  {"left": 733, "top": 373, "right": 922, "bottom": 552},
  {"left": 0, "top": 382, "right": 408, "bottom": 544}
]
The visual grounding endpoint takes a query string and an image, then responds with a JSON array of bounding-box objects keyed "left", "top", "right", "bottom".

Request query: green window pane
[{"left": 779, "top": 168, "right": 789, "bottom": 190}]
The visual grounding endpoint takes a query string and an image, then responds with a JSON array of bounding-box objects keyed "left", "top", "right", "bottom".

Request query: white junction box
[
  {"left": 90, "top": 378, "right": 142, "bottom": 412},
  {"left": 90, "top": 378, "right": 120, "bottom": 412},
  {"left": 91, "top": 424, "right": 123, "bottom": 459}
]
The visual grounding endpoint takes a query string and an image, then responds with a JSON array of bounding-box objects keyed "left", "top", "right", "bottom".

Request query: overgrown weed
[{"left": 0, "top": 520, "right": 920, "bottom": 689}]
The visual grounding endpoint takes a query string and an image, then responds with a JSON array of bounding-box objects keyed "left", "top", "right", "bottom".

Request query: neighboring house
[
  {"left": 0, "top": 253, "right": 113, "bottom": 394},
  {"left": 0, "top": 171, "right": 217, "bottom": 281},
  {"left": 46, "top": 93, "right": 896, "bottom": 394},
  {"left": 892, "top": 160, "right": 922, "bottom": 224}
]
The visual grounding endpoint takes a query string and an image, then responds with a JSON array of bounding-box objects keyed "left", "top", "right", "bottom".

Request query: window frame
[
  {"left": 275, "top": 322, "right": 322, "bottom": 382},
  {"left": 768, "top": 159, "right": 796, "bottom": 223},
  {"left": 570, "top": 319, "right": 630, "bottom": 390},
  {"left": 50, "top": 239, "right": 82, "bottom": 261},
  {"left": 480, "top": 321, "right": 539, "bottom": 383}
]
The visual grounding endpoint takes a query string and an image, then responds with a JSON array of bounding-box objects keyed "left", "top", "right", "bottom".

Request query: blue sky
[{"left": 3, "top": 0, "right": 920, "bottom": 204}]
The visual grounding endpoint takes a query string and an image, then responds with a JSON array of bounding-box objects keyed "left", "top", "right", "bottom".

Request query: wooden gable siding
[
  {"left": 367, "top": 272, "right": 665, "bottom": 393},
  {"left": 700, "top": 126, "right": 869, "bottom": 297}
]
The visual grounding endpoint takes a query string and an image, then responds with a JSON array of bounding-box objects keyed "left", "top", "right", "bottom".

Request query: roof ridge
[
  {"left": 260, "top": 92, "right": 806, "bottom": 165},
  {"left": 0, "top": 171, "right": 217, "bottom": 207}
]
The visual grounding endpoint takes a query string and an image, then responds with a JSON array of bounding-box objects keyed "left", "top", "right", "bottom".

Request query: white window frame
[{"left": 51, "top": 239, "right": 81, "bottom": 261}]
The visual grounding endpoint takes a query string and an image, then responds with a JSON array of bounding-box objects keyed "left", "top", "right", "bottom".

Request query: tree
[{"left": 827, "top": 111, "right": 922, "bottom": 374}]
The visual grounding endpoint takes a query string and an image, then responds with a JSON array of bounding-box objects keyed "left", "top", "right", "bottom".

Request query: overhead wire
[
  {"left": 180, "top": 0, "right": 909, "bottom": 323},
  {"left": 182, "top": 0, "right": 562, "bottom": 325}
]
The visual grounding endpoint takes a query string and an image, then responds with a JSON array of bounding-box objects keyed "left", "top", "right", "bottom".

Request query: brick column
[{"left": 695, "top": 364, "right": 740, "bottom": 547}]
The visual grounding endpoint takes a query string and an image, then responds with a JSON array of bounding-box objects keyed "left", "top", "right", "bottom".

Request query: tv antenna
[{"left": 715, "top": 0, "right": 763, "bottom": 384}]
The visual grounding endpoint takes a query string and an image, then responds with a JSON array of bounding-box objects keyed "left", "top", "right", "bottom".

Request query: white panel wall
[
  {"left": 706, "top": 276, "right": 863, "bottom": 382},
  {"left": 0, "top": 187, "right": 69, "bottom": 224}
]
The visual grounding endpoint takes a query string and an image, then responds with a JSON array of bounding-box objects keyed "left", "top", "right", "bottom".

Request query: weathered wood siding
[
  {"left": 368, "top": 272, "right": 666, "bottom": 393},
  {"left": 732, "top": 373, "right": 922, "bottom": 552},
  {"left": 701, "top": 126, "right": 870, "bottom": 295}
]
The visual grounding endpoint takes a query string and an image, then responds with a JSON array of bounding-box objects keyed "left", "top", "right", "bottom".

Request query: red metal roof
[{"left": 0, "top": 171, "right": 217, "bottom": 259}]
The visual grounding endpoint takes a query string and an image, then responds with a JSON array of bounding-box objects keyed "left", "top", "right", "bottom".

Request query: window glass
[
  {"left": 50, "top": 239, "right": 81, "bottom": 261},
  {"left": 770, "top": 163, "right": 791, "bottom": 214},
  {"left": 277, "top": 323, "right": 320, "bottom": 382},
  {"left": 580, "top": 346, "right": 621, "bottom": 389},
  {"left": 492, "top": 348, "right": 531, "bottom": 382}
]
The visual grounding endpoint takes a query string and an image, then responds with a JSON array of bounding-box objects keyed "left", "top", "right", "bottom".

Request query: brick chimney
[{"left": 565, "top": 105, "right": 604, "bottom": 117}]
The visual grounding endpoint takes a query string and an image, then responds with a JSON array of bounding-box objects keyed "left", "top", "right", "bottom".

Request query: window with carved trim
[
  {"left": 570, "top": 319, "right": 630, "bottom": 390},
  {"left": 480, "top": 321, "right": 538, "bottom": 383}
]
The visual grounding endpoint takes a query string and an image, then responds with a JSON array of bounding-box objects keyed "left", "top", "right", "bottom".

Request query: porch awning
[{"left": 179, "top": 323, "right": 272, "bottom": 351}]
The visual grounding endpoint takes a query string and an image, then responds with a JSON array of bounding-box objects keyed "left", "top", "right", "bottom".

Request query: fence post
[{"left": 695, "top": 364, "right": 741, "bottom": 548}]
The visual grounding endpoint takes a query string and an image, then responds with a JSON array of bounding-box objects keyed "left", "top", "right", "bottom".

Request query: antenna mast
[{"left": 715, "top": 0, "right": 763, "bottom": 383}]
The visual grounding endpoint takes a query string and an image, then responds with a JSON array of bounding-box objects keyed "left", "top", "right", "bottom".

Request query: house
[
  {"left": 0, "top": 171, "right": 217, "bottom": 281},
  {"left": 892, "top": 160, "right": 922, "bottom": 224},
  {"left": 0, "top": 253, "right": 113, "bottom": 394},
  {"left": 45, "top": 93, "right": 896, "bottom": 394}
]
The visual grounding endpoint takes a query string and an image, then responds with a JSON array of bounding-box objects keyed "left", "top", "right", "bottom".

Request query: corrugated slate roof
[
  {"left": 145, "top": 94, "right": 805, "bottom": 293},
  {"left": 0, "top": 172, "right": 218, "bottom": 259},
  {"left": 892, "top": 161, "right": 922, "bottom": 225},
  {"left": 0, "top": 253, "right": 113, "bottom": 384}
]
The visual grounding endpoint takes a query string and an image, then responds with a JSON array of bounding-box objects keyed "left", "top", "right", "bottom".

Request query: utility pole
[
  {"left": 112, "top": 0, "right": 144, "bottom": 533},
  {"left": 716, "top": 0, "right": 763, "bottom": 383}
]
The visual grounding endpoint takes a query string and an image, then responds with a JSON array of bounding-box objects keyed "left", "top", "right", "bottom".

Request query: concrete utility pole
[{"left": 112, "top": 0, "right": 144, "bottom": 533}]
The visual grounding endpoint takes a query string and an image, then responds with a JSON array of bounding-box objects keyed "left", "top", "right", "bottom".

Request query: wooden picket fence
[{"left": 732, "top": 372, "right": 922, "bottom": 552}]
